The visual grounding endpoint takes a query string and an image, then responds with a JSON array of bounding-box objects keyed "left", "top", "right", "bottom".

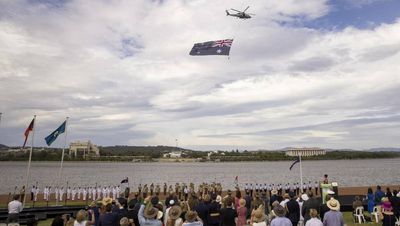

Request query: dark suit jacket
[{"left": 286, "top": 199, "right": 300, "bottom": 223}]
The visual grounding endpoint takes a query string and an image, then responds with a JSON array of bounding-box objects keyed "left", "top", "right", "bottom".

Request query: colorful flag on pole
[
  {"left": 289, "top": 156, "right": 300, "bottom": 170},
  {"left": 23, "top": 118, "right": 35, "bottom": 148},
  {"left": 121, "top": 177, "right": 129, "bottom": 184},
  {"left": 189, "top": 39, "right": 233, "bottom": 56},
  {"left": 45, "top": 120, "right": 66, "bottom": 146}
]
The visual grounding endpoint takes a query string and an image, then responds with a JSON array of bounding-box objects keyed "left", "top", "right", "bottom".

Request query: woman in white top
[
  {"left": 305, "top": 209, "right": 323, "bottom": 226},
  {"left": 74, "top": 209, "right": 95, "bottom": 226}
]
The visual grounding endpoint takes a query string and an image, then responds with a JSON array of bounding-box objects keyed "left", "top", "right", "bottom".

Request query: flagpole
[
  {"left": 23, "top": 115, "right": 36, "bottom": 208},
  {"left": 299, "top": 155, "right": 303, "bottom": 193},
  {"left": 56, "top": 117, "right": 68, "bottom": 205}
]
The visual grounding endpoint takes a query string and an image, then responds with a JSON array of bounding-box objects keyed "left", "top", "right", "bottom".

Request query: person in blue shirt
[{"left": 374, "top": 185, "right": 385, "bottom": 205}]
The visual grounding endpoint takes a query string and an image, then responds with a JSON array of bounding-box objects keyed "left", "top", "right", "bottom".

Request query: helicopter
[{"left": 226, "top": 6, "right": 255, "bottom": 19}]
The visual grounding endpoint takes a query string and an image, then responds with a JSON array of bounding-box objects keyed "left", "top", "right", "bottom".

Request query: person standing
[
  {"left": 305, "top": 209, "right": 323, "bottom": 226},
  {"left": 219, "top": 197, "right": 237, "bottom": 226},
  {"left": 302, "top": 191, "right": 319, "bottom": 224},
  {"left": 30, "top": 185, "right": 36, "bottom": 201},
  {"left": 322, "top": 199, "right": 344, "bottom": 226},
  {"left": 286, "top": 192, "right": 300, "bottom": 226},
  {"left": 7, "top": 195, "right": 23, "bottom": 224},
  {"left": 375, "top": 185, "right": 385, "bottom": 205},
  {"left": 270, "top": 205, "right": 292, "bottom": 226},
  {"left": 19, "top": 186, "right": 26, "bottom": 202},
  {"left": 236, "top": 199, "right": 247, "bottom": 226}
]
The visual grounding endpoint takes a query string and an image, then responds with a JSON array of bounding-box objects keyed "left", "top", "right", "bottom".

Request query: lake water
[{"left": 0, "top": 159, "right": 399, "bottom": 194}]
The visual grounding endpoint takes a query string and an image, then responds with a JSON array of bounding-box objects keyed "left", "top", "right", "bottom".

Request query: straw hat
[
  {"left": 216, "top": 195, "right": 222, "bottom": 203},
  {"left": 273, "top": 205, "right": 286, "bottom": 217},
  {"left": 252, "top": 206, "right": 266, "bottom": 222},
  {"left": 327, "top": 190, "right": 335, "bottom": 195},
  {"left": 120, "top": 217, "right": 129, "bottom": 226},
  {"left": 101, "top": 197, "right": 113, "bottom": 206},
  {"left": 169, "top": 206, "right": 182, "bottom": 220},
  {"left": 157, "top": 211, "right": 163, "bottom": 220},
  {"left": 327, "top": 199, "right": 340, "bottom": 211},
  {"left": 271, "top": 190, "right": 278, "bottom": 195},
  {"left": 185, "top": 211, "right": 198, "bottom": 222},
  {"left": 144, "top": 206, "right": 159, "bottom": 219},
  {"left": 239, "top": 198, "right": 246, "bottom": 207}
]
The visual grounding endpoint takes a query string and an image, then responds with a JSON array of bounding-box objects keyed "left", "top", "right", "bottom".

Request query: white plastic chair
[
  {"left": 7, "top": 223, "right": 20, "bottom": 226},
  {"left": 353, "top": 206, "right": 366, "bottom": 223},
  {"left": 395, "top": 216, "right": 400, "bottom": 226},
  {"left": 371, "top": 206, "right": 380, "bottom": 223}
]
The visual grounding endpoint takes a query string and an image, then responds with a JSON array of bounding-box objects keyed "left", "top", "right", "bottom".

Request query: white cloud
[{"left": 0, "top": 0, "right": 399, "bottom": 150}]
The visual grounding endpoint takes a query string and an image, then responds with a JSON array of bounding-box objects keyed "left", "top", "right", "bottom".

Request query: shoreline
[{"left": 1, "top": 157, "right": 400, "bottom": 163}]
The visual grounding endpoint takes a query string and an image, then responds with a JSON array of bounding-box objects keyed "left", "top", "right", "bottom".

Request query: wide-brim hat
[
  {"left": 327, "top": 190, "right": 335, "bottom": 195},
  {"left": 253, "top": 206, "right": 266, "bottom": 222},
  {"left": 169, "top": 206, "right": 182, "bottom": 220},
  {"left": 327, "top": 199, "right": 340, "bottom": 211},
  {"left": 144, "top": 207, "right": 159, "bottom": 219},
  {"left": 301, "top": 194, "right": 309, "bottom": 201},
  {"left": 273, "top": 205, "right": 286, "bottom": 217},
  {"left": 101, "top": 197, "right": 113, "bottom": 206},
  {"left": 271, "top": 190, "right": 278, "bottom": 195},
  {"left": 283, "top": 193, "right": 290, "bottom": 199},
  {"left": 157, "top": 211, "right": 163, "bottom": 220},
  {"left": 185, "top": 210, "right": 198, "bottom": 222},
  {"left": 216, "top": 195, "right": 222, "bottom": 203}
]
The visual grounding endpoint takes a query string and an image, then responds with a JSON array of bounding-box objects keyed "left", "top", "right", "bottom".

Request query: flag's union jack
[{"left": 212, "top": 39, "right": 233, "bottom": 48}]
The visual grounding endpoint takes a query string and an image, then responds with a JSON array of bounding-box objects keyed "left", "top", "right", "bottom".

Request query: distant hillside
[
  {"left": 0, "top": 144, "right": 8, "bottom": 149},
  {"left": 365, "top": 147, "right": 400, "bottom": 152}
]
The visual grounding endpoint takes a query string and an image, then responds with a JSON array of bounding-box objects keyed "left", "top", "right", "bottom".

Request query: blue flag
[{"left": 45, "top": 120, "right": 66, "bottom": 146}]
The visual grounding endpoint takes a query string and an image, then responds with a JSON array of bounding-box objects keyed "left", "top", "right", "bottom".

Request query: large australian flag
[
  {"left": 190, "top": 39, "right": 233, "bottom": 56},
  {"left": 45, "top": 120, "right": 66, "bottom": 146}
]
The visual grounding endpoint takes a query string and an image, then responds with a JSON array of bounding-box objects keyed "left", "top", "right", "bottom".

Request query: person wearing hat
[
  {"left": 98, "top": 202, "right": 121, "bottom": 226},
  {"left": 269, "top": 190, "right": 280, "bottom": 207},
  {"left": 220, "top": 197, "right": 237, "bottom": 226},
  {"left": 183, "top": 210, "right": 203, "bottom": 226},
  {"left": 322, "top": 199, "right": 344, "bottom": 226},
  {"left": 251, "top": 205, "right": 266, "bottom": 226},
  {"left": 285, "top": 192, "right": 300, "bottom": 226},
  {"left": 270, "top": 205, "right": 292, "bottom": 226},
  {"left": 279, "top": 193, "right": 290, "bottom": 207},
  {"left": 302, "top": 191, "right": 319, "bottom": 224},
  {"left": 138, "top": 196, "right": 162, "bottom": 226},
  {"left": 167, "top": 206, "right": 183, "bottom": 226},
  {"left": 380, "top": 200, "right": 396, "bottom": 226},
  {"left": 319, "top": 193, "right": 334, "bottom": 221},
  {"left": 207, "top": 193, "right": 221, "bottom": 226}
]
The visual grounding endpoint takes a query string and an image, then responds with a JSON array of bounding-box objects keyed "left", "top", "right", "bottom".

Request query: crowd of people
[{"left": 6, "top": 181, "right": 400, "bottom": 226}]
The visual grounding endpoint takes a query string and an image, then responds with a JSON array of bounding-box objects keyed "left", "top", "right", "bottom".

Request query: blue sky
[
  {"left": 303, "top": 0, "right": 400, "bottom": 29},
  {"left": 0, "top": 0, "right": 400, "bottom": 150}
]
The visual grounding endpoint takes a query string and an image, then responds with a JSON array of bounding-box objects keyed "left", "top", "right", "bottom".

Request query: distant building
[
  {"left": 285, "top": 147, "right": 326, "bottom": 157},
  {"left": 163, "top": 151, "right": 182, "bottom": 158},
  {"left": 69, "top": 140, "right": 100, "bottom": 158}
]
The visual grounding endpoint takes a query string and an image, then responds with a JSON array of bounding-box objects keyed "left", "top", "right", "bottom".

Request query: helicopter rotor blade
[
  {"left": 230, "top": 8, "right": 242, "bottom": 13},
  {"left": 243, "top": 6, "right": 250, "bottom": 12}
]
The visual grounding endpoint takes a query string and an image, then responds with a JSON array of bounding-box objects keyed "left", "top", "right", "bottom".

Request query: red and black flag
[{"left": 23, "top": 118, "right": 35, "bottom": 148}]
